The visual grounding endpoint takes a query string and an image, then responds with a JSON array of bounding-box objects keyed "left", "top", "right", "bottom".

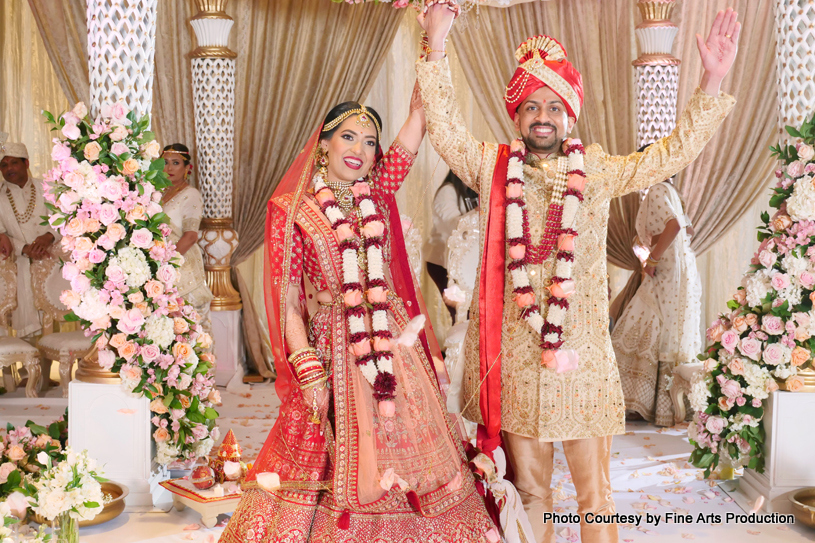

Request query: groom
[{"left": 417, "top": 5, "right": 740, "bottom": 542}]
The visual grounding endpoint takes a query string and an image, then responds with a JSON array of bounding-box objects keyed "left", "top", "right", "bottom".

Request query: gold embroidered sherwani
[{"left": 416, "top": 57, "right": 735, "bottom": 442}]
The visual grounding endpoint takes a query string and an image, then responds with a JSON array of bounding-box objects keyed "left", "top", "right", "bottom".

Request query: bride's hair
[
  {"left": 321, "top": 101, "right": 383, "bottom": 147},
  {"left": 162, "top": 143, "right": 191, "bottom": 166}
]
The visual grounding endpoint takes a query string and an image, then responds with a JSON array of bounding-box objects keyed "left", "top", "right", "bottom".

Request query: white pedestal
[
  {"left": 735, "top": 390, "right": 815, "bottom": 513},
  {"left": 212, "top": 310, "right": 243, "bottom": 387},
  {"left": 68, "top": 381, "right": 168, "bottom": 512}
]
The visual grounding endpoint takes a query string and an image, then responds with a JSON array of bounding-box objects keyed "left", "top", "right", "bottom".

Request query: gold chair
[
  {"left": 31, "top": 253, "right": 92, "bottom": 398},
  {"left": 0, "top": 254, "right": 43, "bottom": 397}
]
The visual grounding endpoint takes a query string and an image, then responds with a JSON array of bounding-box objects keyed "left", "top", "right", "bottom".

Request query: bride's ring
[{"left": 725, "top": 34, "right": 731, "bottom": 38}]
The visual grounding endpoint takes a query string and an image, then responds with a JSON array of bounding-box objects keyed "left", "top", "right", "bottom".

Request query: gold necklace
[
  {"left": 6, "top": 182, "right": 36, "bottom": 224},
  {"left": 324, "top": 178, "right": 354, "bottom": 212},
  {"left": 162, "top": 181, "right": 187, "bottom": 204}
]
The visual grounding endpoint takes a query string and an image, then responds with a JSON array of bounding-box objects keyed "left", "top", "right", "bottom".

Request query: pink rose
[
  {"left": 791, "top": 346, "right": 810, "bottom": 367},
  {"left": 720, "top": 379, "right": 742, "bottom": 399},
  {"left": 51, "top": 144, "right": 71, "bottom": 162},
  {"left": 728, "top": 357, "right": 745, "bottom": 376},
  {"left": 117, "top": 308, "right": 145, "bottom": 334},
  {"left": 786, "top": 375, "right": 805, "bottom": 391},
  {"left": 349, "top": 182, "right": 371, "bottom": 198},
  {"left": 335, "top": 223, "right": 355, "bottom": 242},
  {"left": 59, "top": 290, "right": 81, "bottom": 309},
  {"left": 343, "top": 289, "right": 363, "bottom": 307},
  {"left": 762, "top": 315, "right": 785, "bottom": 335},
  {"left": 733, "top": 289, "right": 747, "bottom": 306},
  {"left": 62, "top": 122, "right": 80, "bottom": 140},
  {"left": 361, "top": 220, "right": 385, "bottom": 238},
  {"left": 762, "top": 342, "right": 786, "bottom": 366},
  {"left": 738, "top": 337, "right": 762, "bottom": 361},
  {"left": 65, "top": 217, "right": 85, "bottom": 237},
  {"left": 145, "top": 280, "right": 164, "bottom": 299},
  {"left": 130, "top": 228, "right": 154, "bottom": 249},
  {"left": 771, "top": 273, "right": 791, "bottom": 291},
  {"left": 157, "top": 265, "right": 177, "bottom": 285},
  {"left": 508, "top": 244, "right": 526, "bottom": 260},
  {"left": 705, "top": 416, "right": 726, "bottom": 435},
  {"left": 99, "top": 180, "right": 124, "bottom": 201},
  {"left": 706, "top": 320, "right": 726, "bottom": 343},
  {"left": 513, "top": 291, "right": 535, "bottom": 308},
  {"left": 88, "top": 249, "right": 106, "bottom": 264},
  {"left": 84, "top": 141, "right": 102, "bottom": 161},
  {"left": 720, "top": 330, "right": 739, "bottom": 353},
  {"left": 110, "top": 142, "right": 130, "bottom": 156},
  {"left": 506, "top": 183, "right": 523, "bottom": 199},
  {"left": 100, "top": 203, "right": 123, "bottom": 226},
  {"left": 758, "top": 250, "right": 777, "bottom": 269},
  {"left": 800, "top": 271, "right": 815, "bottom": 289},
  {"left": 62, "top": 262, "right": 80, "bottom": 281},
  {"left": 352, "top": 340, "right": 371, "bottom": 357},
  {"left": 367, "top": 286, "right": 388, "bottom": 304},
  {"left": 797, "top": 142, "right": 815, "bottom": 161},
  {"left": 732, "top": 315, "right": 749, "bottom": 333},
  {"left": 141, "top": 344, "right": 161, "bottom": 362},
  {"left": 787, "top": 160, "right": 806, "bottom": 178},
  {"left": 70, "top": 275, "right": 91, "bottom": 293},
  {"left": 105, "top": 265, "right": 126, "bottom": 283},
  {"left": 107, "top": 223, "right": 126, "bottom": 241},
  {"left": 0, "top": 462, "right": 17, "bottom": 484},
  {"left": 109, "top": 124, "right": 128, "bottom": 142}
]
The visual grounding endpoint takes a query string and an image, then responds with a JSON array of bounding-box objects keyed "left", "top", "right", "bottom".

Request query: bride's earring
[{"left": 317, "top": 148, "right": 328, "bottom": 178}]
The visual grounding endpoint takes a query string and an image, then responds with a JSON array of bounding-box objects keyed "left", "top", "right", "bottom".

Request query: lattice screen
[
  {"left": 87, "top": 0, "right": 157, "bottom": 119},
  {"left": 191, "top": 58, "right": 236, "bottom": 219},
  {"left": 775, "top": 0, "right": 815, "bottom": 142},
  {"left": 636, "top": 64, "right": 680, "bottom": 148}
]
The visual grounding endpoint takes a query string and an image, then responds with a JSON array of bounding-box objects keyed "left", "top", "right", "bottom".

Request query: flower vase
[{"left": 52, "top": 511, "right": 79, "bottom": 543}]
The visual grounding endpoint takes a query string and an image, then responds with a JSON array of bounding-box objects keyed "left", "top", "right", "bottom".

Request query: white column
[
  {"left": 633, "top": 0, "right": 680, "bottom": 147},
  {"left": 737, "top": 0, "right": 815, "bottom": 515},
  {"left": 190, "top": 0, "right": 244, "bottom": 387},
  {"left": 70, "top": 0, "right": 167, "bottom": 512}
]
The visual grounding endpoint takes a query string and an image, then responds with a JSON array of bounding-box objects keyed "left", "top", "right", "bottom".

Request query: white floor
[{"left": 1, "top": 380, "right": 813, "bottom": 543}]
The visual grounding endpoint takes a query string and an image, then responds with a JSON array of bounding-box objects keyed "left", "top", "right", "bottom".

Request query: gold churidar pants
[{"left": 502, "top": 432, "right": 618, "bottom": 543}]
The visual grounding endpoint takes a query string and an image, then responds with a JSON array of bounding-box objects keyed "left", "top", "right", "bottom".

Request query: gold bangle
[
  {"left": 646, "top": 256, "right": 660, "bottom": 266},
  {"left": 300, "top": 375, "right": 328, "bottom": 390},
  {"left": 288, "top": 347, "right": 316, "bottom": 361},
  {"left": 426, "top": 49, "right": 446, "bottom": 55}
]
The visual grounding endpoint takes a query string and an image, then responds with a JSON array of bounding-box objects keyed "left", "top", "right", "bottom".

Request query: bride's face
[{"left": 320, "top": 116, "right": 377, "bottom": 183}]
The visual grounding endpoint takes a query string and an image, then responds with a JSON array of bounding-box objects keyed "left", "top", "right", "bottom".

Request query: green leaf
[
  {"left": 163, "top": 393, "right": 175, "bottom": 408},
  {"left": 204, "top": 407, "right": 219, "bottom": 420},
  {"left": 786, "top": 126, "right": 802, "bottom": 138},
  {"left": 83, "top": 501, "right": 100, "bottom": 509},
  {"left": 150, "top": 158, "right": 166, "bottom": 172},
  {"left": 25, "top": 421, "right": 48, "bottom": 436},
  {"left": 726, "top": 300, "right": 740, "bottom": 310},
  {"left": 63, "top": 312, "right": 80, "bottom": 322}
]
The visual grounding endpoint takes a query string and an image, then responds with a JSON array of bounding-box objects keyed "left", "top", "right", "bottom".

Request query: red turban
[{"left": 504, "top": 35, "right": 583, "bottom": 121}]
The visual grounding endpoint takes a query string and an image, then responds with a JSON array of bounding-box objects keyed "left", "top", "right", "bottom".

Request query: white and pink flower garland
[
  {"left": 43, "top": 101, "right": 219, "bottom": 466},
  {"left": 505, "top": 138, "right": 585, "bottom": 369},
  {"left": 313, "top": 171, "right": 398, "bottom": 414}
]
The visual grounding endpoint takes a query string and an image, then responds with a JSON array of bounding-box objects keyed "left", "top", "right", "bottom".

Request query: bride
[{"left": 219, "top": 86, "right": 498, "bottom": 542}]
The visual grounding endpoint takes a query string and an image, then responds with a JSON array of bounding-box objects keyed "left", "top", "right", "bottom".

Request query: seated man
[{"left": 0, "top": 141, "right": 59, "bottom": 338}]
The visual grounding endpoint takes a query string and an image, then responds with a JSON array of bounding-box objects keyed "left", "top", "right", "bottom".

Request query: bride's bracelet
[
  {"left": 646, "top": 256, "right": 660, "bottom": 267},
  {"left": 288, "top": 347, "right": 326, "bottom": 388}
]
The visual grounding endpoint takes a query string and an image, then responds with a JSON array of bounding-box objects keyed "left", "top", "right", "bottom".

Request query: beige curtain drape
[
  {"left": 672, "top": 0, "right": 777, "bottom": 255},
  {"left": 229, "top": 1, "right": 402, "bottom": 265}
]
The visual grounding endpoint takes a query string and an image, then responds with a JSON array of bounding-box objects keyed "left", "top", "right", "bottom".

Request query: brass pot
[
  {"left": 791, "top": 487, "right": 815, "bottom": 529},
  {"left": 777, "top": 367, "right": 815, "bottom": 392},
  {"left": 32, "top": 481, "right": 129, "bottom": 527}
]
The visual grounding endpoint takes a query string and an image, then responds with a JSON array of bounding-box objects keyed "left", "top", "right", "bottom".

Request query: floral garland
[
  {"left": 43, "top": 101, "right": 219, "bottom": 465},
  {"left": 312, "top": 170, "right": 398, "bottom": 413},
  {"left": 505, "top": 138, "right": 585, "bottom": 366},
  {"left": 689, "top": 113, "right": 815, "bottom": 477}
]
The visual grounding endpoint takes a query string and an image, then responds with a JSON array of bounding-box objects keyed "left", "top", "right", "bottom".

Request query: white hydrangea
[
  {"left": 779, "top": 284, "right": 803, "bottom": 306},
  {"left": 689, "top": 376, "right": 712, "bottom": 412},
  {"left": 73, "top": 288, "right": 108, "bottom": 322},
  {"left": 144, "top": 314, "right": 175, "bottom": 349},
  {"left": 743, "top": 272, "right": 771, "bottom": 307},
  {"left": 156, "top": 441, "right": 181, "bottom": 465},
  {"left": 728, "top": 412, "right": 761, "bottom": 432},
  {"left": 786, "top": 174, "right": 815, "bottom": 221},
  {"left": 30, "top": 449, "right": 105, "bottom": 522},
  {"left": 772, "top": 365, "right": 796, "bottom": 380},
  {"left": 191, "top": 437, "right": 214, "bottom": 459},
  {"left": 742, "top": 360, "right": 772, "bottom": 400},
  {"left": 110, "top": 246, "right": 151, "bottom": 288},
  {"left": 783, "top": 254, "right": 809, "bottom": 277}
]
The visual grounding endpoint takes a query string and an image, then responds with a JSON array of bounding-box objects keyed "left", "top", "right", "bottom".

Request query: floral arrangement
[
  {"left": 0, "top": 414, "right": 67, "bottom": 501},
  {"left": 689, "top": 113, "right": 815, "bottom": 477},
  {"left": 42, "top": 101, "right": 219, "bottom": 465},
  {"left": 504, "top": 138, "right": 585, "bottom": 371},
  {"left": 313, "top": 168, "right": 398, "bottom": 414},
  {"left": 28, "top": 449, "right": 106, "bottom": 523}
]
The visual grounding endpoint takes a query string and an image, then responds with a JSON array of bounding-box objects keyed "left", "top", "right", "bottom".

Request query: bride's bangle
[
  {"left": 646, "top": 256, "right": 660, "bottom": 267},
  {"left": 288, "top": 347, "right": 326, "bottom": 388}
]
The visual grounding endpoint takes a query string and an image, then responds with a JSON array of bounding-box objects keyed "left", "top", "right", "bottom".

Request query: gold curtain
[
  {"left": 27, "top": 0, "right": 199, "bottom": 165},
  {"left": 229, "top": 0, "right": 402, "bottom": 265},
  {"left": 2, "top": 0, "right": 70, "bottom": 177}
]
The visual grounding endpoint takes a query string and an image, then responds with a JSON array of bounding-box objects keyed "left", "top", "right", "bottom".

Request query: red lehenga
[{"left": 219, "top": 129, "right": 497, "bottom": 543}]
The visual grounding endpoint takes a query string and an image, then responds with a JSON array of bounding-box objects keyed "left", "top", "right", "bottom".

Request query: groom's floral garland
[
  {"left": 42, "top": 101, "right": 219, "bottom": 465},
  {"left": 312, "top": 171, "right": 397, "bottom": 407},
  {"left": 505, "top": 138, "right": 585, "bottom": 359}
]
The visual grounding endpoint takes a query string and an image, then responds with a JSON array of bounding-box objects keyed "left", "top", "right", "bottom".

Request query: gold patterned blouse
[{"left": 416, "top": 57, "right": 735, "bottom": 440}]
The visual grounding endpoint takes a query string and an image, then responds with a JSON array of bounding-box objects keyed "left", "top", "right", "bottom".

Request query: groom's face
[{"left": 513, "top": 86, "right": 575, "bottom": 156}]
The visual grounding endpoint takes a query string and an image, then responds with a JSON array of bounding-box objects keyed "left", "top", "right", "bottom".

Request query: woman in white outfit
[
  {"left": 161, "top": 144, "right": 214, "bottom": 333},
  {"left": 611, "top": 167, "right": 701, "bottom": 427}
]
